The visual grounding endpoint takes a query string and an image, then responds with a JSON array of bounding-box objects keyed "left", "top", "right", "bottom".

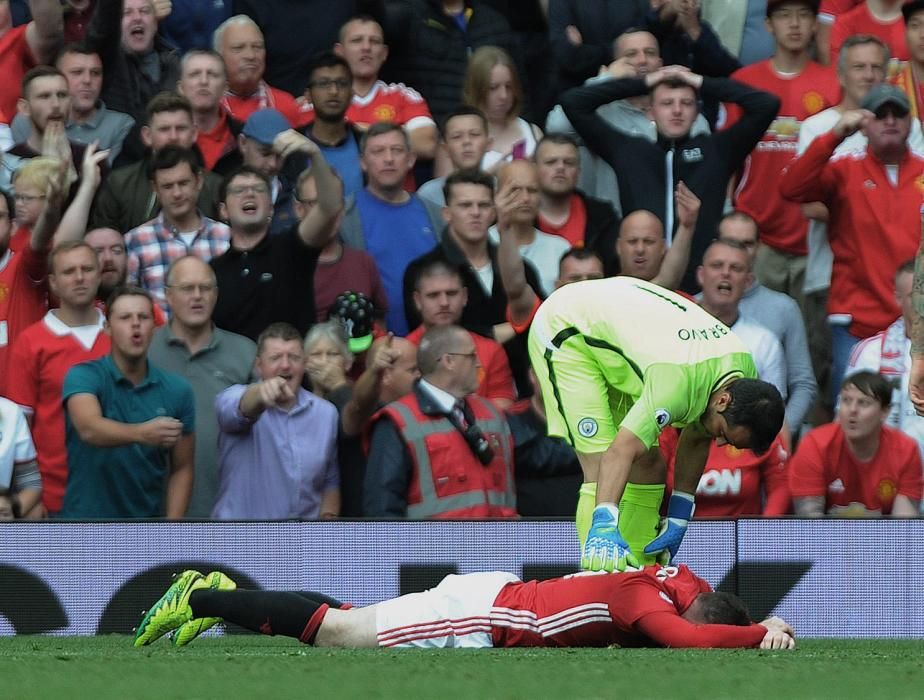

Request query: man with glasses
[
  {"left": 301, "top": 52, "right": 365, "bottom": 199},
  {"left": 149, "top": 255, "right": 256, "bottom": 517},
  {"left": 208, "top": 134, "right": 341, "bottom": 341},
  {"left": 364, "top": 323, "right": 517, "bottom": 518},
  {"left": 124, "top": 146, "right": 230, "bottom": 316}
]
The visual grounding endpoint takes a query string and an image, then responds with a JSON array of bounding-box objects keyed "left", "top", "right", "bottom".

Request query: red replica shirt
[
  {"left": 536, "top": 193, "right": 588, "bottom": 248},
  {"left": 5, "top": 311, "right": 110, "bottom": 513},
  {"left": 406, "top": 326, "right": 516, "bottom": 403},
  {"left": 0, "top": 25, "right": 37, "bottom": 122},
  {"left": 789, "top": 422, "right": 923, "bottom": 514},
  {"left": 221, "top": 84, "right": 309, "bottom": 129},
  {"left": 727, "top": 61, "right": 840, "bottom": 255},
  {"left": 660, "top": 429, "right": 791, "bottom": 516},
  {"left": 819, "top": 0, "right": 862, "bottom": 21},
  {"left": 300, "top": 80, "right": 435, "bottom": 131},
  {"left": 779, "top": 131, "right": 924, "bottom": 338},
  {"left": 0, "top": 246, "right": 48, "bottom": 394},
  {"left": 491, "top": 565, "right": 767, "bottom": 648},
  {"left": 829, "top": 3, "right": 909, "bottom": 68}
]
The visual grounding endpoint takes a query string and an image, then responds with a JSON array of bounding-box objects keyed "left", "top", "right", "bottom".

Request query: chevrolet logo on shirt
[{"left": 863, "top": 180, "right": 876, "bottom": 189}]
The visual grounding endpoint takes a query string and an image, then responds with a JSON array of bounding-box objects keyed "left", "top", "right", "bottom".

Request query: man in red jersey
[
  {"left": 829, "top": 0, "right": 908, "bottom": 67},
  {"left": 6, "top": 241, "right": 110, "bottom": 516},
  {"left": 660, "top": 429, "right": 791, "bottom": 517},
  {"left": 135, "top": 564, "right": 795, "bottom": 650},
  {"left": 727, "top": 0, "right": 841, "bottom": 309},
  {"left": 791, "top": 370, "right": 922, "bottom": 516}
]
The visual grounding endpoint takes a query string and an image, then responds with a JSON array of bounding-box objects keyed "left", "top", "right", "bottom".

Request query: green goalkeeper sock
[
  {"left": 618, "top": 483, "right": 665, "bottom": 566},
  {"left": 575, "top": 482, "right": 597, "bottom": 549}
]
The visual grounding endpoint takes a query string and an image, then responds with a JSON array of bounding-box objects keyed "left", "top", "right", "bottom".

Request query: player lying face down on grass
[
  {"left": 134, "top": 564, "right": 795, "bottom": 650},
  {"left": 526, "top": 277, "right": 785, "bottom": 572}
]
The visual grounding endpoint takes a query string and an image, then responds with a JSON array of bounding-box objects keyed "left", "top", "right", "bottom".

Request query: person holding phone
[{"left": 462, "top": 46, "right": 543, "bottom": 175}]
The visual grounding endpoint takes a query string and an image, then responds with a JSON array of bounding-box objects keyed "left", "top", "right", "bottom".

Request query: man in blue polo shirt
[
  {"left": 339, "top": 121, "right": 443, "bottom": 336},
  {"left": 60, "top": 287, "right": 195, "bottom": 519}
]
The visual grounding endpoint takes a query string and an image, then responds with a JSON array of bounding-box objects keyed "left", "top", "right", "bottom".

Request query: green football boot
[
  {"left": 171, "top": 571, "right": 238, "bottom": 647},
  {"left": 133, "top": 570, "right": 206, "bottom": 647}
]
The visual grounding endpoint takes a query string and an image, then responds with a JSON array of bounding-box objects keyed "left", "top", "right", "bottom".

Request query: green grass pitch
[{"left": 2, "top": 636, "right": 923, "bottom": 700}]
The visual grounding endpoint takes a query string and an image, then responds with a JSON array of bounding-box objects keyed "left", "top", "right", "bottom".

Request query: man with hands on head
[{"left": 559, "top": 61, "right": 779, "bottom": 292}]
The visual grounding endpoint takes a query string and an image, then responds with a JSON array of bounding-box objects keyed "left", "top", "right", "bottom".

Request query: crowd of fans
[{"left": 1, "top": 0, "right": 923, "bottom": 522}]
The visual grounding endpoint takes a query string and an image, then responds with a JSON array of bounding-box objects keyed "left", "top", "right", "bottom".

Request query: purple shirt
[{"left": 212, "top": 384, "right": 339, "bottom": 519}]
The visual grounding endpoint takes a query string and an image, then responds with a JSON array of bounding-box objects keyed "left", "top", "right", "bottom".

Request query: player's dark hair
[
  {"left": 443, "top": 168, "right": 494, "bottom": 204},
  {"left": 841, "top": 371, "right": 892, "bottom": 408},
  {"left": 723, "top": 378, "right": 784, "bottom": 455},
  {"left": 692, "top": 592, "right": 752, "bottom": 626}
]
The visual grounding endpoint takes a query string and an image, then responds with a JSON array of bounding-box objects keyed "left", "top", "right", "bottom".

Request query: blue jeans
[{"left": 829, "top": 322, "right": 861, "bottom": 406}]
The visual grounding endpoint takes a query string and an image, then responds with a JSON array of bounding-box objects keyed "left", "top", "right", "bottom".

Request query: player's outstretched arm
[{"left": 635, "top": 611, "right": 770, "bottom": 649}]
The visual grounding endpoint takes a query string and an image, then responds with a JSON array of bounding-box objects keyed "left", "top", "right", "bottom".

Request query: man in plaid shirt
[{"left": 125, "top": 145, "right": 231, "bottom": 315}]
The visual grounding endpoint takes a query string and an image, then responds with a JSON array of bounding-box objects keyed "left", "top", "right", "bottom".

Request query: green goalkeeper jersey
[{"left": 530, "top": 277, "right": 758, "bottom": 447}]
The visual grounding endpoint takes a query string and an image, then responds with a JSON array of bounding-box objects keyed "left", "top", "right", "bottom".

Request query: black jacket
[
  {"left": 560, "top": 76, "right": 779, "bottom": 291},
  {"left": 86, "top": 0, "right": 182, "bottom": 167},
  {"left": 377, "top": 0, "right": 519, "bottom": 122},
  {"left": 574, "top": 190, "right": 621, "bottom": 275}
]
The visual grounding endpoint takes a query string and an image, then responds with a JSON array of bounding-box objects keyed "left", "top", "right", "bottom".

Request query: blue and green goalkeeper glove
[
  {"left": 644, "top": 491, "right": 695, "bottom": 565},
  {"left": 581, "top": 504, "right": 639, "bottom": 572}
]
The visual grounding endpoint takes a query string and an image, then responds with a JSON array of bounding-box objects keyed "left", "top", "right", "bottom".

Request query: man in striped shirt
[{"left": 124, "top": 145, "right": 230, "bottom": 315}]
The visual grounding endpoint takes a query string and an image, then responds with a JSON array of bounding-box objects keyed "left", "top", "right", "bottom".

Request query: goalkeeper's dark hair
[
  {"left": 723, "top": 378, "right": 784, "bottom": 455},
  {"left": 692, "top": 592, "right": 752, "bottom": 626}
]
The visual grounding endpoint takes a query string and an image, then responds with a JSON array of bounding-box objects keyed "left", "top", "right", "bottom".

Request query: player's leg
[
  {"left": 618, "top": 449, "right": 667, "bottom": 566},
  {"left": 186, "top": 588, "right": 337, "bottom": 645},
  {"left": 528, "top": 327, "right": 618, "bottom": 546}
]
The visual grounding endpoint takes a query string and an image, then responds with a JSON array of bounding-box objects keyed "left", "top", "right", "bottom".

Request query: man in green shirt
[
  {"left": 61, "top": 287, "right": 195, "bottom": 518},
  {"left": 528, "top": 277, "right": 783, "bottom": 572}
]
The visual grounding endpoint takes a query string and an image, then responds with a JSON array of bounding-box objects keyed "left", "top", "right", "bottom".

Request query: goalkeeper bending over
[
  {"left": 526, "top": 277, "right": 784, "bottom": 571},
  {"left": 134, "top": 566, "right": 795, "bottom": 650}
]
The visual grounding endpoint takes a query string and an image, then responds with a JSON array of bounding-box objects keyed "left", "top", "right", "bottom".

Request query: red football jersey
[
  {"left": 221, "top": 85, "right": 309, "bottom": 129},
  {"left": 300, "top": 80, "right": 435, "bottom": 131},
  {"left": 789, "top": 422, "right": 924, "bottom": 514},
  {"left": 829, "top": 3, "right": 909, "bottom": 68},
  {"left": 727, "top": 60, "right": 841, "bottom": 255},
  {"left": 5, "top": 311, "right": 110, "bottom": 513},
  {"left": 0, "top": 246, "right": 48, "bottom": 394},
  {"left": 660, "top": 429, "right": 792, "bottom": 516},
  {"left": 490, "top": 565, "right": 766, "bottom": 649}
]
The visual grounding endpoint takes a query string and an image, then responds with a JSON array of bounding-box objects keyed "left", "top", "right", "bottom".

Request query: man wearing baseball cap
[
  {"left": 235, "top": 108, "right": 309, "bottom": 235},
  {"left": 727, "top": 0, "right": 840, "bottom": 312},
  {"left": 781, "top": 81, "right": 924, "bottom": 393}
]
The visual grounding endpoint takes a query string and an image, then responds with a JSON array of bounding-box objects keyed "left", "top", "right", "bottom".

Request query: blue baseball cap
[{"left": 241, "top": 108, "right": 290, "bottom": 146}]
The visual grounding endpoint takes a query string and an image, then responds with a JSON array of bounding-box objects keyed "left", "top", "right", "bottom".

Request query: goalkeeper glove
[
  {"left": 643, "top": 491, "right": 695, "bottom": 565},
  {"left": 581, "top": 504, "right": 639, "bottom": 572}
]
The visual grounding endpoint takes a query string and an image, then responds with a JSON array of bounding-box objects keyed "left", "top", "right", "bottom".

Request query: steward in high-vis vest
[
  {"left": 363, "top": 324, "right": 517, "bottom": 518},
  {"left": 363, "top": 382, "right": 517, "bottom": 518}
]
